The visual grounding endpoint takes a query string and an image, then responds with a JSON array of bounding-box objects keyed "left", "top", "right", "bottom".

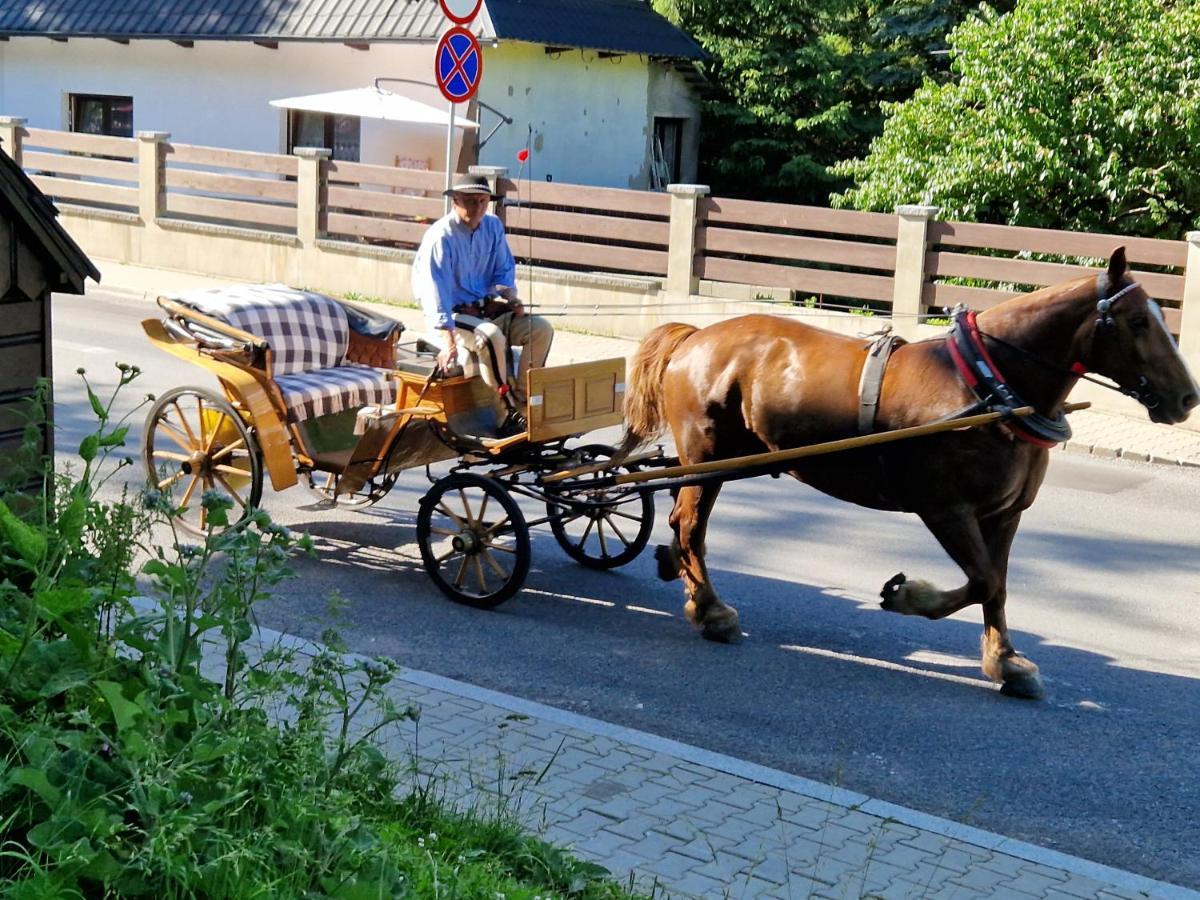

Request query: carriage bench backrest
[{"left": 171, "top": 283, "right": 351, "bottom": 376}]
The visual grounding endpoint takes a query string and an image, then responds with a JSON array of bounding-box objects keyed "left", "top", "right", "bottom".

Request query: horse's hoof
[
  {"left": 655, "top": 544, "right": 680, "bottom": 582},
  {"left": 700, "top": 610, "right": 742, "bottom": 644},
  {"left": 879, "top": 572, "right": 906, "bottom": 611},
  {"left": 999, "top": 672, "right": 1045, "bottom": 700}
]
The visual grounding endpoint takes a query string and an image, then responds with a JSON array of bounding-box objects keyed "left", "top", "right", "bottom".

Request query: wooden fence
[{"left": 3, "top": 121, "right": 1198, "bottom": 339}]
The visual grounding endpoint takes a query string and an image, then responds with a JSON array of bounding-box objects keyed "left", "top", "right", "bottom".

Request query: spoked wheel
[
  {"left": 416, "top": 472, "right": 531, "bottom": 609},
  {"left": 302, "top": 469, "right": 398, "bottom": 509},
  {"left": 546, "top": 444, "right": 654, "bottom": 570},
  {"left": 143, "top": 386, "right": 263, "bottom": 535}
]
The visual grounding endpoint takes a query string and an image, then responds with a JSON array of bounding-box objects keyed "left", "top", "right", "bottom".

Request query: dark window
[
  {"left": 287, "top": 110, "right": 361, "bottom": 162},
  {"left": 652, "top": 117, "right": 684, "bottom": 189},
  {"left": 70, "top": 94, "right": 133, "bottom": 137}
]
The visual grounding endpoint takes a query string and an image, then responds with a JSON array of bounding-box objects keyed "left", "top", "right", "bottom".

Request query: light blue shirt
[{"left": 411, "top": 212, "right": 517, "bottom": 330}]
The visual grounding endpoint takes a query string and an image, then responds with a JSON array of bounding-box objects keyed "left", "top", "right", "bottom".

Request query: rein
[
  {"left": 977, "top": 279, "right": 1163, "bottom": 410},
  {"left": 948, "top": 276, "right": 1162, "bottom": 446}
]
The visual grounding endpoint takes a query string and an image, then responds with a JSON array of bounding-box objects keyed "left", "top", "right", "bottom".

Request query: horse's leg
[
  {"left": 880, "top": 508, "right": 1043, "bottom": 699},
  {"left": 670, "top": 482, "right": 741, "bottom": 643},
  {"left": 978, "top": 511, "right": 1043, "bottom": 699},
  {"left": 654, "top": 487, "right": 684, "bottom": 581},
  {"left": 879, "top": 508, "right": 996, "bottom": 618}
]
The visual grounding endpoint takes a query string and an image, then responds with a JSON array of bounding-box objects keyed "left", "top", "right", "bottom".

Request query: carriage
[
  {"left": 142, "top": 251, "right": 1197, "bottom": 700},
  {"left": 141, "top": 283, "right": 657, "bottom": 608}
]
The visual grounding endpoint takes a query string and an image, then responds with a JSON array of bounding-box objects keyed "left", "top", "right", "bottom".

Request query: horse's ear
[{"left": 1108, "top": 246, "right": 1128, "bottom": 281}]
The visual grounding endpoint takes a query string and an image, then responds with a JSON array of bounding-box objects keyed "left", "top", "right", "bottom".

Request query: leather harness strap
[
  {"left": 857, "top": 331, "right": 903, "bottom": 435},
  {"left": 947, "top": 308, "right": 1072, "bottom": 447}
]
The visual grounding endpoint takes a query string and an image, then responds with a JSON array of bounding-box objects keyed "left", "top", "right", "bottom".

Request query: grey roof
[
  {"left": 0, "top": 0, "right": 705, "bottom": 59},
  {"left": 0, "top": 148, "right": 100, "bottom": 293}
]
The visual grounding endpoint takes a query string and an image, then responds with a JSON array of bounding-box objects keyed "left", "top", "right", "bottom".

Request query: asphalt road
[{"left": 54, "top": 287, "right": 1200, "bottom": 889}]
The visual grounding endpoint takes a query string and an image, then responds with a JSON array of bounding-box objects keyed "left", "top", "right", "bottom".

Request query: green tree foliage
[
  {"left": 653, "top": 0, "right": 1011, "bottom": 202},
  {"left": 833, "top": 0, "right": 1200, "bottom": 237}
]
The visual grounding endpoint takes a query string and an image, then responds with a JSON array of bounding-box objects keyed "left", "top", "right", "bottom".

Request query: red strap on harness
[{"left": 948, "top": 311, "right": 1059, "bottom": 448}]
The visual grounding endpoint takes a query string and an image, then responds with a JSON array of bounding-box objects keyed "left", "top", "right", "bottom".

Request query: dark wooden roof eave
[{"left": 0, "top": 152, "right": 101, "bottom": 294}]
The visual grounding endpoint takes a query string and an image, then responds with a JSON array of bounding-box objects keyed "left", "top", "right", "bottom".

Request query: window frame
[{"left": 69, "top": 93, "right": 134, "bottom": 137}]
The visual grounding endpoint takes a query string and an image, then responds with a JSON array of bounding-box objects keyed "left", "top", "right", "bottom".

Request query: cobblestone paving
[{"left": 361, "top": 666, "right": 1196, "bottom": 900}]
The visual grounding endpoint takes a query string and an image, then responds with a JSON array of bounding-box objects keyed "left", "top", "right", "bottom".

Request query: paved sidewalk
[{"left": 254, "top": 626, "right": 1194, "bottom": 900}]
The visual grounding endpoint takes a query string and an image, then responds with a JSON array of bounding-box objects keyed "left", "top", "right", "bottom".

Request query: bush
[{"left": 834, "top": 0, "right": 1200, "bottom": 238}]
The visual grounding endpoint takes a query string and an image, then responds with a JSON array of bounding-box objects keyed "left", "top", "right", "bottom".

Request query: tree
[
  {"left": 652, "top": 0, "right": 1012, "bottom": 203},
  {"left": 833, "top": 0, "right": 1200, "bottom": 238}
]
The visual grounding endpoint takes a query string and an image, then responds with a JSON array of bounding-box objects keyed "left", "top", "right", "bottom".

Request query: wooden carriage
[{"left": 142, "top": 284, "right": 655, "bottom": 606}]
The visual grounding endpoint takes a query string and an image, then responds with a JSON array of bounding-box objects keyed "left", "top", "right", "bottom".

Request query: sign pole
[{"left": 444, "top": 101, "right": 456, "bottom": 214}]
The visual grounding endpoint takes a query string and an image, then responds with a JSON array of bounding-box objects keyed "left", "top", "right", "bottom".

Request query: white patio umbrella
[{"left": 269, "top": 86, "right": 480, "bottom": 129}]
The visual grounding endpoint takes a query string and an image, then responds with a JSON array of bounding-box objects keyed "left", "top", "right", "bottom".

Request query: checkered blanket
[
  {"left": 174, "top": 283, "right": 350, "bottom": 375},
  {"left": 171, "top": 283, "right": 395, "bottom": 423}
]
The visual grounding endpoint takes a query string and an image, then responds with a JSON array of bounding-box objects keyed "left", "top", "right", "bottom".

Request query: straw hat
[{"left": 443, "top": 175, "right": 500, "bottom": 198}]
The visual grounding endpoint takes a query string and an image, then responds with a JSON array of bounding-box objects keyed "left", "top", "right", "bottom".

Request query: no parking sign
[{"left": 435, "top": 26, "right": 483, "bottom": 103}]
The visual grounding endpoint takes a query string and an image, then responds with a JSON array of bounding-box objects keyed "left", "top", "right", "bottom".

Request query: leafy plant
[
  {"left": 0, "top": 366, "right": 649, "bottom": 900},
  {"left": 834, "top": 0, "right": 1200, "bottom": 238}
]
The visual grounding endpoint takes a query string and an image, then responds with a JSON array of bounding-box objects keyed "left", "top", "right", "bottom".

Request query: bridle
[
  {"left": 947, "top": 274, "right": 1166, "bottom": 446},
  {"left": 1083, "top": 275, "right": 1165, "bottom": 410}
]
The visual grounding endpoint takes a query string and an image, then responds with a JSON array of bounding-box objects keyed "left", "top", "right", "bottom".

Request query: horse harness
[
  {"left": 945, "top": 307, "right": 1072, "bottom": 448},
  {"left": 855, "top": 275, "right": 1153, "bottom": 448}
]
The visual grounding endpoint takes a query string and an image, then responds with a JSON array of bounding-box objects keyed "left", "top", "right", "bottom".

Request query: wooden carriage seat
[{"left": 169, "top": 284, "right": 400, "bottom": 423}]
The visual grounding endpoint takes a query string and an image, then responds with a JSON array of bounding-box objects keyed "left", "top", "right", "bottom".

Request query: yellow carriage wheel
[{"left": 142, "top": 386, "right": 264, "bottom": 536}]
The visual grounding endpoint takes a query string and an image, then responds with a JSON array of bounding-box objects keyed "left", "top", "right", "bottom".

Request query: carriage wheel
[
  {"left": 416, "top": 472, "right": 531, "bottom": 609},
  {"left": 546, "top": 443, "right": 654, "bottom": 570},
  {"left": 143, "top": 386, "right": 263, "bottom": 536},
  {"left": 302, "top": 469, "right": 398, "bottom": 509}
]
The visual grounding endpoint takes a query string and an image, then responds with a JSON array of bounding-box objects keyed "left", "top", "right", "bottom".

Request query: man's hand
[
  {"left": 495, "top": 287, "right": 524, "bottom": 317},
  {"left": 437, "top": 330, "right": 458, "bottom": 368}
]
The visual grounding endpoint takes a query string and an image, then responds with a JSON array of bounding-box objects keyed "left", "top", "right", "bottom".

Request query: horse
[{"left": 620, "top": 248, "right": 1197, "bottom": 699}]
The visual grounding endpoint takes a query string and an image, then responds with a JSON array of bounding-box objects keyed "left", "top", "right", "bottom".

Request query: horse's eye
[{"left": 1129, "top": 317, "right": 1149, "bottom": 331}]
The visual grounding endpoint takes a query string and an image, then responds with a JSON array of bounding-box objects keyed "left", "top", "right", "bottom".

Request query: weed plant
[{"left": 0, "top": 367, "right": 647, "bottom": 899}]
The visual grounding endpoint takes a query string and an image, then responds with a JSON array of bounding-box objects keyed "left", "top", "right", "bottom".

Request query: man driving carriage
[{"left": 411, "top": 175, "right": 554, "bottom": 436}]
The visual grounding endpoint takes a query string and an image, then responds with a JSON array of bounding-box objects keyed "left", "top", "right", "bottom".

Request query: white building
[{"left": 0, "top": 0, "right": 705, "bottom": 189}]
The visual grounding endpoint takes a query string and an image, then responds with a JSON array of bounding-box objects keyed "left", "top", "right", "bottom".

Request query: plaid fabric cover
[
  {"left": 173, "top": 283, "right": 350, "bottom": 375},
  {"left": 275, "top": 364, "right": 395, "bottom": 424},
  {"left": 171, "top": 283, "right": 395, "bottom": 423}
]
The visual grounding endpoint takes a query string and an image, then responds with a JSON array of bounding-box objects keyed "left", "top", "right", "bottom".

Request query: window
[
  {"left": 70, "top": 94, "right": 133, "bottom": 137},
  {"left": 287, "top": 110, "right": 361, "bottom": 162},
  {"left": 652, "top": 117, "right": 685, "bottom": 189}
]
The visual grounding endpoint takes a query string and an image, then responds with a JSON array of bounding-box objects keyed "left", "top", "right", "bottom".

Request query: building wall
[
  {"left": 0, "top": 36, "right": 700, "bottom": 188},
  {"left": 478, "top": 41, "right": 662, "bottom": 190},
  {"left": 647, "top": 64, "right": 701, "bottom": 185},
  {"left": 0, "top": 38, "right": 472, "bottom": 169}
]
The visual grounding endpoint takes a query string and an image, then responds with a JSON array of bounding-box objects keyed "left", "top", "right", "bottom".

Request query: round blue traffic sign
[{"left": 435, "top": 27, "right": 483, "bottom": 103}]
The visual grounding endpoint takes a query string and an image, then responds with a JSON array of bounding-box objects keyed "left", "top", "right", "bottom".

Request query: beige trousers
[
  {"left": 446, "top": 311, "right": 553, "bottom": 405},
  {"left": 489, "top": 311, "right": 554, "bottom": 404}
]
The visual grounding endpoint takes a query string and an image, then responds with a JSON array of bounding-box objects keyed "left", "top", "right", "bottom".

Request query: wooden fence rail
[{"left": 2, "top": 121, "right": 1198, "bottom": 346}]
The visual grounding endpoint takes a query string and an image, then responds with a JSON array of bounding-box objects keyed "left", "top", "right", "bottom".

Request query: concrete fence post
[
  {"left": 470, "top": 164, "right": 509, "bottom": 225},
  {"left": 892, "top": 204, "right": 939, "bottom": 340},
  {"left": 666, "top": 183, "right": 709, "bottom": 299},
  {"left": 0, "top": 117, "right": 27, "bottom": 166},
  {"left": 136, "top": 131, "right": 170, "bottom": 226},
  {"left": 1179, "top": 231, "right": 1200, "bottom": 371},
  {"left": 293, "top": 147, "right": 331, "bottom": 246}
]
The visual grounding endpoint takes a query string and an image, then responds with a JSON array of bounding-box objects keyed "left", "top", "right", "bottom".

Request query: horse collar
[{"left": 947, "top": 308, "right": 1072, "bottom": 448}]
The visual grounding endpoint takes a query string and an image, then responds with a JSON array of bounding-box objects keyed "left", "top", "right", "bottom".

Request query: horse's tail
[{"left": 618, "top": 322, "right": 699, "bottom": 457}]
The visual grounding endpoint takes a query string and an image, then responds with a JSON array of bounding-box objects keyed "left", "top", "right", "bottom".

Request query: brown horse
[{"left": 621, "top": 248, "right": 1197, "bottom": 699}]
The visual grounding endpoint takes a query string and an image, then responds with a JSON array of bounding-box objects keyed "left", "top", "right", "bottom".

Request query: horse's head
[{"left": 1083, "top": 248, "right": 1199, "bottom": 424}]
